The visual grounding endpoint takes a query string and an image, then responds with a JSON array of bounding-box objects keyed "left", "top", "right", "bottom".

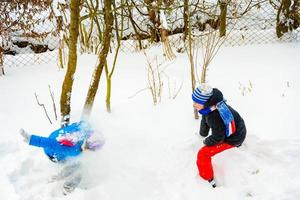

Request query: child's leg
[
  {"left": 62, "top": 161, "right": 82, "bottom": 195},
  {"left": 49, "top": 161, "right": 81, "bottom": 182},
  {"left": 63, "top": 172, "right": 82, "bottom": 195},
  {"left": 196, "top": 143, "right": 234, "bottom": 181}
]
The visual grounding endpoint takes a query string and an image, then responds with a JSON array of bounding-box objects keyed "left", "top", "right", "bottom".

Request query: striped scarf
[{"left": 199, "top": 100, "right": 236, "bottom": 137}]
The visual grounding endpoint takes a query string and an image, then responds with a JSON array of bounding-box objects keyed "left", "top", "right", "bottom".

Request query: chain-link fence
[
  {"left": 2, "top": 0, "right": 300, "bottom": 69},
  {"left": 2, "top": 6, "right": 61, "bottom": 69}
]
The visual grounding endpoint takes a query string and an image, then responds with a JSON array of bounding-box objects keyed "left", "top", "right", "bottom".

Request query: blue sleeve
[{"left": 29, "top": 135, "right": 82, "bottom": 157}]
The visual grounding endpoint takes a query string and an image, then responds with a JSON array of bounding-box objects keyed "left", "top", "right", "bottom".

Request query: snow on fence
[
  {"left": 2, "top": 0, "right": 300, "bottom": 68},
  {"left": 3, "top": 27, "right": 299, "bottom": 69}
]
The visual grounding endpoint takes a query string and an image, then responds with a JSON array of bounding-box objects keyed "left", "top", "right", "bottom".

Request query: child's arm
[
  {"left": 29, "top": 135, "right": 58, "bottom": 148},
  {"left": 204, "top": 118, "right": 225, "bottom": 146},
  {"left": 29, "top": 135, "right": 82, "bottom": 157},
  {"left": 199, "top": 117, "right": 210, "bottom": 137},
  {"left": 204, "top": 132, "right": 225, "bottom": 146}
]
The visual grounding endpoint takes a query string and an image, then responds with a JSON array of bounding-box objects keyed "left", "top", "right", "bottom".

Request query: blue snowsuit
[
  {"left": 27, "top": 121, "right": 96, "bottom": 194},
  {"left": 29, "top": 122, "right": 88, "bottom": 162}
]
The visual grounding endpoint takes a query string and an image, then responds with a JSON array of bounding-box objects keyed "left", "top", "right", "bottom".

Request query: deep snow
[{"left": 0, "top": 42, "right": 300, "bottom": 200}]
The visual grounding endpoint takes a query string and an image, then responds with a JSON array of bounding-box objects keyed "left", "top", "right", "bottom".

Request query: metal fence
[{"left": 2, "top": 0, "right": 300, "bottom": 69}]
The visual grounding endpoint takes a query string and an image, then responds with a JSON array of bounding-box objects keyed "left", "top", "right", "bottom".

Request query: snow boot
[{"left": 208, "top": 178, "right": 216, "bottom": 188}]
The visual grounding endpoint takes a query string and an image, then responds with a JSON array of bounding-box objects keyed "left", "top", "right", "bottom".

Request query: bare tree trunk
[
  {"left": 219, "top": 0, "right": 227, "bottom": 37},
  {"left": 201, "top": 67, "right": 207, "bottom": 83},
  {"left": 145, "top": 0, "right": 161, "bottom": 43},
  {"left": 185, "top": 5, "right": 199, "bottom": 119},
  {"left": 105, "top": 0, "right": 124, "bottom": 112},
  {"left": 276, "top": 0, "right": 300, "bottom": 38},
  {"left": 0, "top": 48, "right": 4, "bottom": 76},
  {"left": 105, "top": 74, "right": 112, "bottom": 112},
  {"left": 161, "top": 28, "right": 175, "bottom": 60},
  {"left": 82, "top": 0, "right": 113, "bottom": 118},
  {"left": 183, "top": 0, "right": 189, "bottom": 40},
  {"left": 60, "top": 0, "right": 80, "bottom": 126},
  {"left": 104, "top": 60, "right": 112, "bottom": 112},
  {"left": 276, "top": 0, "right": 287, "bottom": 38},
  {"left": 160, "top": 10, "right": 176, "bottom": 60},
  {"left": 58, "top": 39, "right": 65, "bottom": 69},
  {"left": 126, "top": 0, "right": 143, "bottom": 50}
]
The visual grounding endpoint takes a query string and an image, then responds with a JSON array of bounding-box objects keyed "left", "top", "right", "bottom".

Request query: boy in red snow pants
[{"left": 192, "top": 84, "right": 246, "bottom": 187}]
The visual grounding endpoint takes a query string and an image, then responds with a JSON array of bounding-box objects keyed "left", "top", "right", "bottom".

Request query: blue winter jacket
[{"left": 29, "top": 121, "right": 90, "bottom": 162}]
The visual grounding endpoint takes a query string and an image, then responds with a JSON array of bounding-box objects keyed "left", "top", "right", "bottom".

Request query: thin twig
[
  {"left": 48, "top": 85, "right": 58, "bottom": 121},
  {"left": 128, "top": 87, "right": 149, "bottom": 99},
  {"left": 172, "top": 80, "right": 184, "bottom": 99},
  {"left": 34, "top": 93, "right": 52, "bottom": 124}
]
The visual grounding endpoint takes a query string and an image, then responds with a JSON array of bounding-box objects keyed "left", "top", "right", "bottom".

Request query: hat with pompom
[{"left": 192, "top": 83, "right": 213, "bottom": 105}]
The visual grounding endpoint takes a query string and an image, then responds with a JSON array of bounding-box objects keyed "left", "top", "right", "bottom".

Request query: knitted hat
[{"left": 192, "top": 83, "right": 213, "bottom": 105}]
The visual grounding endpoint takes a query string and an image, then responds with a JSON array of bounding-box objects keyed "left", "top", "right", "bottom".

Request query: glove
[{"left": 20, "top": 128, "right": 31, "bottom": 143}]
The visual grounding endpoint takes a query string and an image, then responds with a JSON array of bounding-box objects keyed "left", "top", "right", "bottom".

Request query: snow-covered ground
[{"left": 0, "top": 42, "right": 300, "bottom": 200}]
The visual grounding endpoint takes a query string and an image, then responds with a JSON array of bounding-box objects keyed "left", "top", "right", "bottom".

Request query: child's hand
[{"left": 20, "top": 129, "right": 31, "bottom": 143}]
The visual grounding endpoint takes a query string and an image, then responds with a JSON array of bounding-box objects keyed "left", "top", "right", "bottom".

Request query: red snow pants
[{"left": 196, "top": 143, "right": 234, "bottom": 181}]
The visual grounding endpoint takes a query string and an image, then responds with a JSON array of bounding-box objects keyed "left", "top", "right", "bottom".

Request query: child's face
[{"left": 193, "top": 102, "right": 204, "bottom": 111}]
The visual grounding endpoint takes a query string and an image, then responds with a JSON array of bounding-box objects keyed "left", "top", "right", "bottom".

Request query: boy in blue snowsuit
[{"left": 20, "top": 121, "right": 103, "bottom": 194}]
